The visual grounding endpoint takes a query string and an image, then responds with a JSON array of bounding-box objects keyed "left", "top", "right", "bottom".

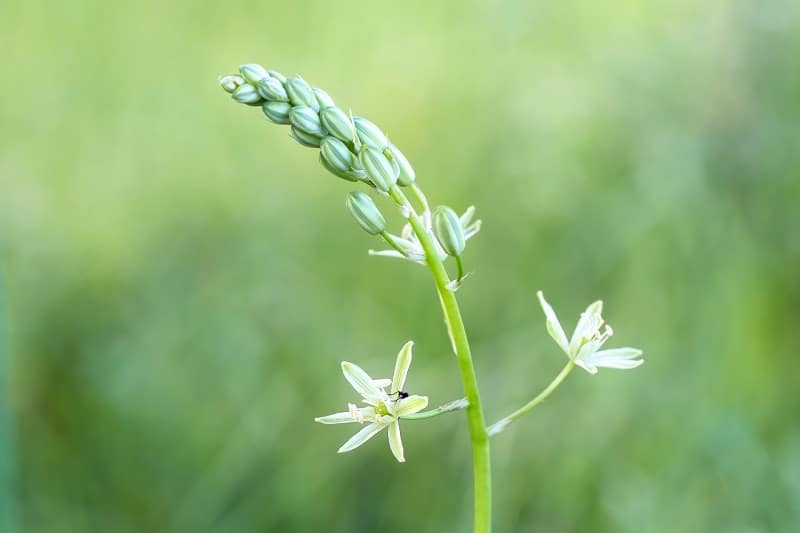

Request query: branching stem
[{"left": 389, "top": 185, "right": 492, "bottom": 533}]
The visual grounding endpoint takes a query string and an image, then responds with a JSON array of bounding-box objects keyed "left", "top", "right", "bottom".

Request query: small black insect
[{"left": 389, "top": 390, "right": 410, "bottom": 401}]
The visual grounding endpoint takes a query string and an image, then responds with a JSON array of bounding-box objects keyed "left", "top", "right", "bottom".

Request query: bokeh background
[{"left": 2, "top": 1, "right": 799, "bottom": 531}]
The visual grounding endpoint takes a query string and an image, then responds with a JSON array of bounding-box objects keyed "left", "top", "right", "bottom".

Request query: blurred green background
[{"left": 2, "top": 0, "right": 799, "bottom": 531}]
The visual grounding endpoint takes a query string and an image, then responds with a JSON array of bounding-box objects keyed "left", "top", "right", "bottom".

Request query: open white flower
[
  {"left": 314, "top": 341, "right": 428, "bottom": 462},
  {"left": 537, "top": 291, "right": 643, "bottom": 374},
  {"left": 369, "top": 206, "right": 481, "bottom": 265}
]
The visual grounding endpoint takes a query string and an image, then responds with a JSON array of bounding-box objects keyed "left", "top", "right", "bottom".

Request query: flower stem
[
  {"left": 487, "top": 360, "right": 575, "bottom": 437},
  {"left": 389, "top": 185, "right": 492, "bottom": 533}
]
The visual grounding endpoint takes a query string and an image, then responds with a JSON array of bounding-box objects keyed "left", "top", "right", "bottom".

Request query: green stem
[
  {"left": 389, "top": 185, "right": 491, "bottom": 533},
  {"left": 455, "top": 255, "right": 465, "bottom": 282},
  {"left": 401, "top": 398, "right": 469, "bottom": 420},
  {"left": 487, "top": 361, "right": 575, "bottom": 437}
]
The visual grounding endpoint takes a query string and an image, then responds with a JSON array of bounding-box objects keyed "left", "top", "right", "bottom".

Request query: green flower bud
[
  {"left": 285, "top": 77, "right": 318, "bottom": 110},
  {"left": 386, "top": 144, "right": 415, "bottom": 187},
  {"left": 219, "top": 75, "right": 245, "bottom": 93},
  {"left": 346, "top": 191, "right": 386, "bottom": 235},
  {"left": 320, "top": 107, "right": 356, "bottom": 144},
  {"left": 267, "top": 69, "right": 287, "bottom": 83},
  {"left": 289, "top": 105, "right": 326, "bottom": 137},
  {"left": 239, "top": 64, "right": 269, "bottom": 84},
  {"left": 232, "top": 83, "right": 263, "bottom": 105},
  {"left": 257, "top": 77, "right": 289, "bottom": 102},
  {"left": 359, "top": 145, "right": 398, "bottom": 192},
  {"left": 433, "top": 206, "right": 466, "bottom": 257},
  {"left": 313, "top": 87, "right": 336, "bottom": 108},
  {"left": 353, "top": 117, "right": 389, "bottom": 150},
  {"left": 262, "top": 101, "right": 292, "bottom": 124},
  {"left": 320, "top": 137, "right": 363, "bottom": 182},
  {"left": 291, "top": 126, "right": 323, "bottom": 148}
]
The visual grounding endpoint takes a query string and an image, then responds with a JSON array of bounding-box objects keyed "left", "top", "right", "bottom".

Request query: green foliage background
[{"left": 2, "top": 1, "right": 799, "bottom": 531}]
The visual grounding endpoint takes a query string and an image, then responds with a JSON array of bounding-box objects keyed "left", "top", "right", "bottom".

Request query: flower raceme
[
  {"left": 315, "top": 341, "right": 428, "bottom": 463},
  {"left": 537, "top": 291, "right": 643, "bottom": 374}
]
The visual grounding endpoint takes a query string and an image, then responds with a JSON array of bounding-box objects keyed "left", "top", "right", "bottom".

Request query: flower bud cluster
[{"left": 219, "top": 63, "right": 415, "bottom": 193}]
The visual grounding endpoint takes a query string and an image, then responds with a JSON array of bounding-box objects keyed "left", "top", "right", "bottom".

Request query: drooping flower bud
[
  {"left": 433, "top": 206, "right": 465, "bottom": 257},
  {"left": 320, "top": 137, "right": 363, "bottom": 182},
  {"left": 257, "top": 77, "right": 289, "bottom": 102},
  {"left": 231, "top": 84, "right": 263, "bottom": 105},
  {"left": 285, "top": 77, "right": 318, "bottom": 111},
  {"left": 386, "top": 144, "right": 415, "bottom": 187},
  {"left": 346, "top": 191, "right": 386, "bottom": 235},
  {"left": 219, "top": 75, "right": 245, "bottom": 93},
  {"left": 290, "top": 126, "right": 323, "bottom": 148},
  {"left": 359, "top": 145, "right": 398, "bottom": 192},
  {"left": 239, "top": 64, "right": 269, "bottom": 84},
  {"left": 353, "top": 117, "right": 389, "bottom": 150},
  {"left": 289, "top": 106, "right": 326, "bottom": 137},
  {"left": 313, "top": 87, "right": 336, "bottom": 108},
  {"left": 320, "top": 107, "right": 356, "bottom": 144},
  {"left": 262, "top": 101, "right": 292, "bottom": 124}
]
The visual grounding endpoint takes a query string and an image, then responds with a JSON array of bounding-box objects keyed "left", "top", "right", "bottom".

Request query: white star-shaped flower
[
  {"left": 314, "top": 341, "right": 428, "bottom": 462},
  {"left": 537, "top": 291, "right": 643, "bottom": 374}
]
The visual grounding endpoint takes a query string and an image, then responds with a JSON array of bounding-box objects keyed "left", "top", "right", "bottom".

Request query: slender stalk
[
  {"left": 389, "top": 186, "right": 492, "bottom": 533},
  {"left": 401, "top": 398, "right": 469, "bottom": 420},
  {"left": 487, "top": 361, "right": 575, "bottom": 437}
]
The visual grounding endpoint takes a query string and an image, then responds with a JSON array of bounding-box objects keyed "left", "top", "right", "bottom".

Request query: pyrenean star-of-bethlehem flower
[
  {"left": 537, "top": 290, "right": 644, "bottom": 374},
  {"left": 315, "top": 341, "right": 428, "bottom": 462}
]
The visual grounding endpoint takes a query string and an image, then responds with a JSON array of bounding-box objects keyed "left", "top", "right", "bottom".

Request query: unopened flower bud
[
  {"left": 291, "top": 126, "right": 323, "bottom": 148},
  {"left": 314, "top": 87, "right": 336, "bottom": 108},
  {"left": 257, "top": 77, "right": 289, "bottom": 102},
  {"left": 353, "top": 117, "right": 389, "bottom": 150},
  {"left": 267, "top": 70, "right": 286, "bottom": 82},
  {"left": 359, "top": 145, "right": 398, "bottom": 192},
  {"left": 289, "top": 106, "right": 326, "bottom": 137},
  {"left": 433, "top": 206, "right": 465, "bottom": 257},
  {"left": 232, "top": 83, "right": 263, "bottom": 105},
  {"left": 285, "top": 77, "right": 318, "bottom": 110},
  {"left": 262, "top": 101, "right": 292, "bottom": 124},
  {"left": 321, "top": 107, "right": 356, "bottom": 144},
  {"left": 239, "top": 64, "right": 269, "bottom": 84},
  {"left": 320, "top": 137, "right": 361, "bottom": 182},
  {"left": 386, "top": 145, "right": 415, "bottom": 186},
  {"left": 219, "top": 75, "right": 245, "bottom": 93},
  {"left": 346, "top": 191, "right": 386, "bottom": 235}
]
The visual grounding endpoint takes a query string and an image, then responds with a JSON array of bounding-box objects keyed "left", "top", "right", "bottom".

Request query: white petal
[
  {"left": 315, "top": 411, "right": 357, "bottom": 424},
  {"left": 341, "top": 361, "right": 384, "bottom": 402},
  {"left": 590, "top": 348, "right": 644, "bottom": 370},
  {"left": 459, "top": 206, "right": 475, "bottom": 227},
  {"left": 574, "top": 359, "right": 599, "bottom": 375},
  {"left": 388, "top": 421, "right": 405, "bottom": 462},
  {"left": 463, "top": 220, "right": 482, "bottom": 240},
  {"left": 372, "top": 378, "right": 392, "bottom": 389},
  {"left": 368, "top": 249, "right": 406, "bottom": 259},
  {"left": 393, "top": 395, "right": 428, "bottom": 417},
  {"left": 392, "top": 341, "right": 414, "bottom": 392},
  {"left": 569, "top": 300, "right": 604, "bottom": 354},
  {"left": 337, "top": 423, "right": 386, "bottom": 453},
  {"left": 537, "top": 291, "right": 570, "bottom": 355}
]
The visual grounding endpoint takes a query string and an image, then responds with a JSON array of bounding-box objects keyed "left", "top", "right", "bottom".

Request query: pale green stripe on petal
[
  {"left": 338, "top": 423, "right": 385, "bottom": 453},
  {"left": 315, "top": 412, "right": 357, "bottom": 424},
  {"left": 394, "top": 395, "right": 428, "bottom": 417},
  {"left": 537, "top": 291, "right": 570, "bottom": 355},
  {"left": 341, "top": 361, "right": 383, "bottom": 400},
  {"left": 388, "top": 421, "right": 405, "bottom": 462},
  {"left": 392, "top": 341, "right": 414, "bottom": 392}
]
